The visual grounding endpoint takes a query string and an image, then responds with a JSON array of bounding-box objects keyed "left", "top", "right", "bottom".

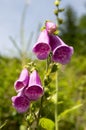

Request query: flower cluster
[
  {"left": 11, "top": 21, "right": 74, "bottom": 114},
  {"left": 33, "top": 21, "right": 74, "bottom": 64},
  {"left": 11, "top": 68, "right": 44, "bottom": 113}
]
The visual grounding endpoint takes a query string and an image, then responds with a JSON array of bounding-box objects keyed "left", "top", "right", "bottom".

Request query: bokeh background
[
  {"left": 0, "top": 0, "right": 86, "bottom": 130},
  {"left": 0, "top": 0, "right": 86, "bottom": 56}
]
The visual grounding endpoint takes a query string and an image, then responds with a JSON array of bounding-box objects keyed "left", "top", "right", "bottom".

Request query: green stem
[
  {"left": 37, "top": 96, "right": 43, "bottom": 127},
  {"left": 55, "top": 71, "right": 58, "bottom": 130},
  {"left": 36, "top": 58, "right": 49, "bottom": 128},
  {"left": 46, "top": 58, "right": 49, "bottom": 72}
]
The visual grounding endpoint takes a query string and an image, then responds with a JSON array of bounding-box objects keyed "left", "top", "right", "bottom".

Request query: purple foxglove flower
[
  {"left": 25, "top": 70, "right": 44, "bottom": 101},
  {"left": 11, "top": 90, "right": 30, "bottom": 113},
  {"left": 14, "top": 68, "right": 29, "bottom": 92},
  {"left": 45, "top": 21, "right": 57, "bottom": 34},
  {"left": 32, "top": 29, "right": 51, "bottom": 60},
  {"left": 49, "top": 35, "right": 74, "bottom": 64}
]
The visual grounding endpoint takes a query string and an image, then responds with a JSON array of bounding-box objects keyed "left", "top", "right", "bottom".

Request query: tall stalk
[
  {"left": 54, "top": 1, "right": 64, "bottom": 129},
  {"left": 55, "top": 71, "right": 58, "bottom": 130}
]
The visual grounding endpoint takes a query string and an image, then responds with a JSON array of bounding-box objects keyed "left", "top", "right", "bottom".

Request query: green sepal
[
  {"left": 58, "top": 8, "right": 65, "bottom": 12},
  {"left": 50, "top": 63, "right": 58, "bottom": 73},
  {"left": 58, "top": 18, "right": 63, "bottom": 24},
  {"left": 40, "top": 26, "right": 46, "bottom": 31},
  {"left": 53, "top": 30, "right": 60, "bottom": 35},
  {"left": 44, "top": 75, "right": 52, "bottom": 86}
]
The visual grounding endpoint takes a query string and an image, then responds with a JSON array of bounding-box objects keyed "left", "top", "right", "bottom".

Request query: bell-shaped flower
[
  {"left": 49, "top": 35, "right": 74, "bottom": 64},
  {"left": 45, "top": 21, "right": 57, "bottom": 34},
  {"left": 32, "top": 29, "right": 51, "bottom": 60},
  {"left": 11, "top": 89, "right": 30, "bottom": 113},
  {"left": 25, "top": 70, "right": 44, "bottom": 101},
  {"left": 14, "top": 68, "right": 30, "bottom": 92}
]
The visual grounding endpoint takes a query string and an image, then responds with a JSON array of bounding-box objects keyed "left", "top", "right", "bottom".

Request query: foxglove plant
[
  {"left": 11, "top": 1, "right": 75, "bottom": 129},
  {"left": 12, "top": 22, "right": 74, "bottom": 129},
  {"left": 12, "top": 21, "right": 74, "bottom": 129},
  {"left": 32, "top": 20, "right": 74, "bottom": 130}
]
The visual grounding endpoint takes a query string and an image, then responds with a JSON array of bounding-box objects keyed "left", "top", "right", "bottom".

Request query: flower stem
[
  {"left": 55, "top": 71, "right": 58, "bottom": 130},
  {"left": 37, "top": 96, "right": 43, "bottom": 127},
  {"left": 46, "top": 58, "right": 49, "bottom": 72}
]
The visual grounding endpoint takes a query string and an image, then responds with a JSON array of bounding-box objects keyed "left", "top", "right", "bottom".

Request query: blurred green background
[{"left": 0, "top": 5, "right": 86, "bottom": 130}]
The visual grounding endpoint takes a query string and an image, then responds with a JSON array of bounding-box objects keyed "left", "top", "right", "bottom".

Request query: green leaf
[
  {"left": 0, "top": 120, "right": 8, "bottom": 129},
  {"left": 53, "top": 30, "right": 60, "bottom": 35},
  {"left": 58, "top": 104, "right": 83, "bottom": 122},
  {"left": 39, "top": 118, "right": 55, "bottom": 130}
]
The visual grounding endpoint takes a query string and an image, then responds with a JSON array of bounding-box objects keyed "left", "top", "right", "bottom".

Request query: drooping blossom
[
  {"left": 49, "top": 35, "right": 74, "bottom": 64},
  {"left": 25, "top": 70, "right": 44, "bottom": 101},
  {"left": 45, "top": 21, "right": 57, "bottom": 34},
  {"left": 14, "top": 68, "right": 29, "bottom": 92},
  {"left": 33, "top": 29, "right": 51, "bottom": 60},
  {"left": 11, "top": 89, "right": 30, "bottom": 113}
]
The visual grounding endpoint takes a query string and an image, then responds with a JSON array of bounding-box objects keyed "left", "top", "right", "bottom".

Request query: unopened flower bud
[
  {"left": 54, "top": 9, "right": 58, "bottom": 16},
  {"left": 58, "top": 18, "right": 63, "bottom": 24},
  {"left": 45, "top": 21, "right": 57, "bottom": 34},
  {"left": 54, "top": 0, "right": 60, "bottom": 6}
]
